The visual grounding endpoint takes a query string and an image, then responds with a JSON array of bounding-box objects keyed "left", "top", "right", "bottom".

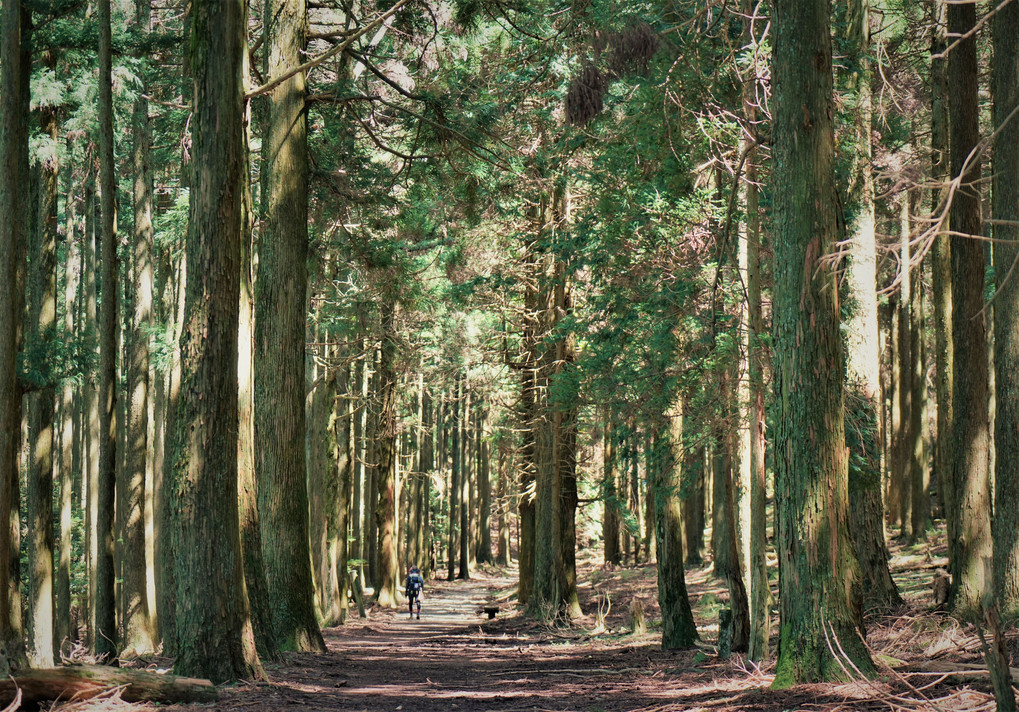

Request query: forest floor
[{"left": 61, "top": 532, "right": 1008, "bottom": 712}]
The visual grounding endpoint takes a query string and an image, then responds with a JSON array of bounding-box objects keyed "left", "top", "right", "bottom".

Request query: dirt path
[
  {"left": 169, "top": 570, "right": 710, "bottom": 712},
  {"left": 155, "top": 563, "right": 989, "bottom": 712}
]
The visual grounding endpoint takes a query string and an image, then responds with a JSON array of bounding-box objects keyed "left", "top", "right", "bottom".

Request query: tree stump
[
  {"left": 932, "top": 568, "right": 951, "bottom": 610},
  {"left": 630, "top": 599, "right": 646, "bottom": 635},
  {"left": 350, "top": 571, "right": 367, "bottom": 618}
]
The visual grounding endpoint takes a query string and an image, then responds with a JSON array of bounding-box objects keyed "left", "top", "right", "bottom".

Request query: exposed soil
[{"left": 54, "top": 536, "right": 1008, "bottom": 712}]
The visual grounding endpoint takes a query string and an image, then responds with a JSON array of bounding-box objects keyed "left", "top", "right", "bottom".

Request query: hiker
[{"left": 405, "top": 565, "right": 424, "bottom": 619}]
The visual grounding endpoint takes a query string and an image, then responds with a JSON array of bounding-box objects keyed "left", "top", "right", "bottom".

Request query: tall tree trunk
[
  {"left": 478, "top": 408, "right": 492, "bottom": 565},
  {"left": 151, "top": 222, "right": 169, "bottom": 653},
  {"left": 121, "top": 0, "right": 157, "bottom": 655},
  {"left": 682, "top": 446, "right": 705, "bottom": 566},
  {"left": 530, "top": 237, "right": 571, "bottom": 617},
  {"left": 448, "top": 383, "right": 461, "bottom": 581},
  {"left": 256, "top": 0, "right": 324, "bottom": 652},
  {"left": 435, "top": 397, "right": 447, "bottom": 573},
  {"left": 771, "top": 0, "right": 873, "bottom": 685},
  {"left": 895, "top": 196, "right": 913, "bottom": 538},
  {"left": 56, "top": 172, "right": 79, "bottom": 654},
  {"left": 629, "top": 427, "right": 641, "bottom": 563},
  {"left": 517, "top": 402, "right": 535, "bottom": 596},
  {"left": 992, "top": 0, "right": 1019, "bottom": 615},
  {"left": 909, "top": 217, "right": 929, "bottom": 542},
  {"left": 96, "top": 0, "right": 120, "bottom": 660},
  {"left": 643, "top": 434, "right": 656, "bottom": 563},
  {"left": 556, "top": 267, "right": 580, "bottom": 615},
  {"left": 238, "top": 92, "right": 280, "bottom": 663},
  {"left": 947, "top": 0, "right": 991, "bottom": 617},
  {"left": 711, "top": 438, "right": 730, "bottom": 577},
  {"left": 157, "top": 199, "right": 186, "bottom": 656},
  {"left": 26, "top": 51, "right": 59, "bottom": 667},
  {"left": 413, "top": 385, "right": 430, "bottom": 574},
  {"left": 717, "top": 380, "right": 749, "bottom": 655},
  {"left": 458, "top": 389, "right": 471, "bottom": 580},
  {"left": 602, "top": 414, "right": 621, "bottom": 566},
  {"left": 467, "top": 399, "right": 478, "bottom": 572},
  {"left": 736, "top": 67, "right": 765, "bottom": 652},
  {"left": 419, "top": 389, "right": 434, "bottom": 577},
  {"left": 658, "top": 406, "right": 698, "bottom": 649},
  {"left": 743, "top": 47, "right": 770, "bottom": 657},
  {"left": 375, "top": 301, "right": 400, "bottom": 606},
  {"left": 366, "top": 350, "right": 380, "bottom": 588},
  {"left": 83, "top": 183, "right": 100, "bottom": 650},
  {"left": 351, "top": 345, "right": 365, "bottom": 585},
  {"left": 165, "top": 0, "right": 263, "bottom": 682},
  {"left": 496, "top": 436, "right": 511, "bottom": 566},
  {"left": 6, "top": 11, "right": 30, "bottom": 659},
  {"left": 408, "top": 378, "right": 422, "bottom": 570},
  {"left": 844, "top": 0, "right": 901, "bottom": 612},
  {"left": 410, "top": 377, "right": 427, "bottom": 570},
  {"left": 887, "top": 300, "right": 902, "bottom": 530},
  {"left": 930, "top": 0, "right": 954, "bottom": 562},
  {"left": 331, "top": 361, "right": 352, "bottom": 619},
  {"left": 307, "top": 338, "right": 326, "bottom": 615},
  {"left": 0, "top": 0, "right": 29, "bottom": 672}
]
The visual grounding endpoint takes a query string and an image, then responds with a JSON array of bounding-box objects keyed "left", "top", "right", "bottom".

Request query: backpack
[{"left": 406, "top": 573, "right": 423, "bottom": 598}]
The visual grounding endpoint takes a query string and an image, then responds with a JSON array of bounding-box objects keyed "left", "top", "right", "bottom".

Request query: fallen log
[
  {"left": 915, "top": 660, "right": 1019, "bottom": 683},
  {"left": 0, "top": 664, "right": 218, "bottom": 705}
]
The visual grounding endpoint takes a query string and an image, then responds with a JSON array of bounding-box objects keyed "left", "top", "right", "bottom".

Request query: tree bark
[
  {"left": 496, "top": 435, "right": 511, "bottom": 567},
  {"left": 306, "top": 320, "right": 330, "bottom": 618},
  {"left": 682, "top": 443, "right": 705, "bottom": 566},
  {"left": 375, "top": 300, "right": 400, "bottom": 605},
  {"left": 26, "top": 49, "right": 59, "bottom": 668},
  {"left": 658, "top": 406, "right": 698, "bottom": 649},
  {"left": 992, "top": 0, "right": 1019, "bottom": 615},
  {"left": 96, "top": 0, "right": 120, "bottom": 660},
  {"left": 478, "top": 407, "right": 493, "bottom": 565},
  {"left": 238, "top": 94, "right": 280, "bottom": 663},
  {"left": 164, "top": 0, "right": 264, "bottom": 681},
  {"left": 909, "top": 217, "right": 928, "bottom": 542},
  {"left": 331, "top": 361, "right": 352, "bottom": 620},
  {"left": 895, "top": 196, "right": 913, "bottom": 538},
  {"left": 843, "top": 0, "right": 901, "bottom": 608},
  {"left": 256, "top": 0, "right": 324, "bottom": 652},
  {"left": 844, "top": 0, "right": 901, "bottom": 612},
  {"left": 421, "top": 391, "right": 434, "bottom": 577},
  {"left": 556, "top": 270, "right": 580, "bottom": 615},
  {"left": 121, "top": 0, "right": 157, "bottom": 655},
  {"left": 642, "top": 434, "right": 656, "bottom": 563},
  {"left": 628, "top": 427, "right": 641, "bottom": 564},
  {"left": 448, "top": 383, "right": 461, "bottom": 581},
  {"left": 365, "top": 350, "right": 380, "bottom": 587},
  {"left": 351, "top": 344, "right": 366, "bottom": 585},
  {"left": 947, "top": 0, "right": 991, "bottom": 617},
  {"left": 57, "top": 172, "right": 79, "bottom": 655},
  {"left": 458, "top": 389, "right": 471, "bottom": 579},
  {"left": 930, "top": 0, "right": 954, "bottom": 562},
  {"left": 771, "top": 0, "right": 873, "bottom": 685},
  {"left": 157, "top": 193, "right": 186, "bottom": 656},
  {"left": 83, "top": 183, "right": 100, "bottom": 650},
  {"left": 711, "top": 440, "right": 730, "bottom": 578},
  {"left": 742, "top": 35, "right": 770, "bottom": 655},
  {"left": 602, "top": 414, "right": 621, "bottom": 566},
  {"left": 0, "top": 0, "right": 29, "bottom": 673}
]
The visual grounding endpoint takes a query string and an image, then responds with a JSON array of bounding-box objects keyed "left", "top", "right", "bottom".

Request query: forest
[{"left": 0, "top": 0, "right": 1017, "bottom": 709}]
